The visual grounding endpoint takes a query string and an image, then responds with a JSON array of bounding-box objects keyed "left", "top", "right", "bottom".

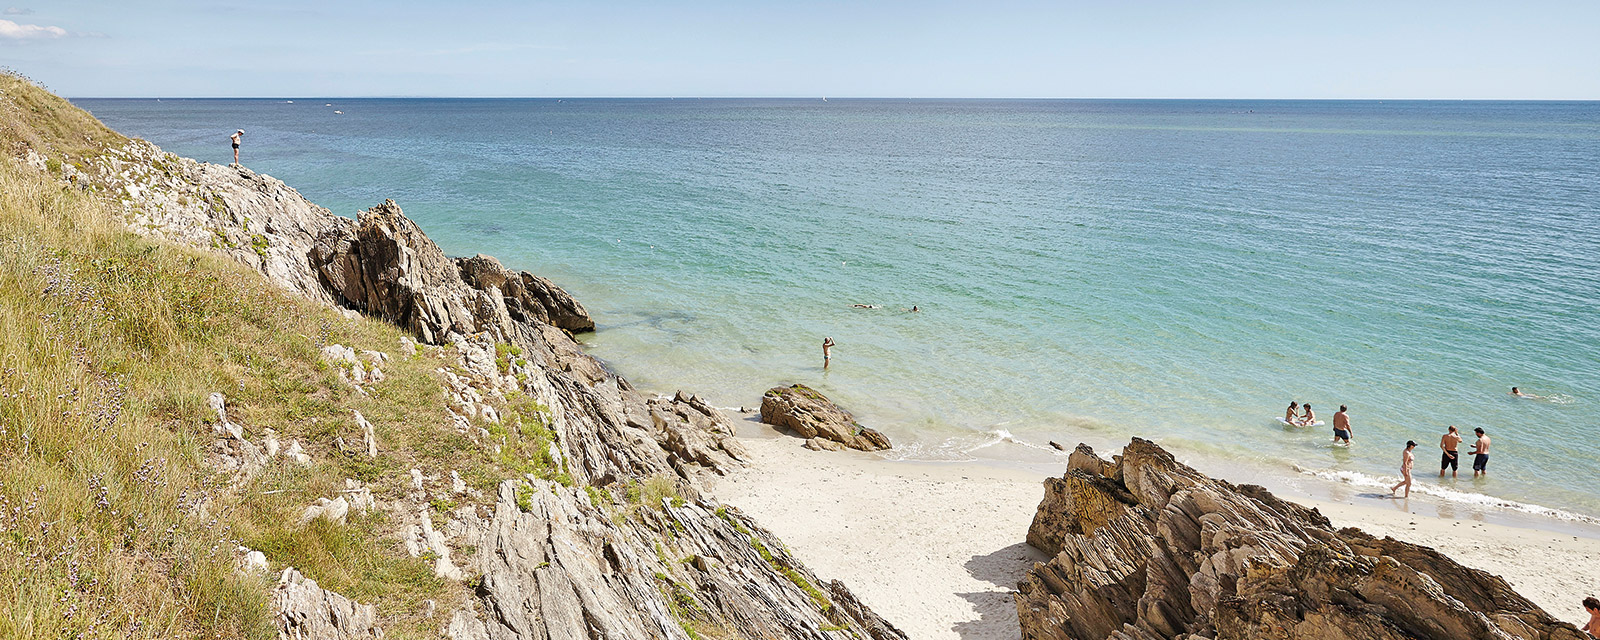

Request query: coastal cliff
[
  {"left": 0, "top": 73, "right": 901, "bottom": 639},
  {"left": 1017, "top": 439, "right": 1585, "bottom": 640}
]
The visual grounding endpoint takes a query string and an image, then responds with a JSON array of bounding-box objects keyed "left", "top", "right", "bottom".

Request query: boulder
[
  {"left": 759, "top": 384, "right": 891, "bottom": 451},
  {"left": 1015, "top": 438, "right": 1586, "bottom": 640}
]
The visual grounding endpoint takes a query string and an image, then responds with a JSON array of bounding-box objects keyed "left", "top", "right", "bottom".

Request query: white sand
[{"left": 714, "top": 434, "right": 1600, "bottom": 640}]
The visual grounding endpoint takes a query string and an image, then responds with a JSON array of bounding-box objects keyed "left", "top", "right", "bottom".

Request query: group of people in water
[{"left": 1285, "top": 387, "right": 1538, "bottom": 499}]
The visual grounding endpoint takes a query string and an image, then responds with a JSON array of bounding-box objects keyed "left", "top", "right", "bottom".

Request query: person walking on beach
[
  {"left": 1285, "top": 401, "right": 1300, "bottom": 425},
  {"left": 822, "top": 337, "right": 835, "bottom": 369},
  {"left": 1331, "top": 405, "right": 1351, "bottom": 442},
  {"left": 1470, "top": 427, "right": 1491, "bottom": 477},
  {"left": 1439, "top": 425, "right": 1461, "bottom": 478},
  {"left": 1390, "top": 440, "right": 1416, "bottom": 498},
  {"left": 230, "top": 129, "right": 244, "bottom": 165},
  {"left": 1580, "top": 597, "right": 1600, "bottom": 637}
]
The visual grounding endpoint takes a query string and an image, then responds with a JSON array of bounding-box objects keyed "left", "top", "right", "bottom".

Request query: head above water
[
  {"left": 1339, "top": 404, "right": 1347, "bottom": 412},
  {"left": 1474, "top": 427, "right": 1485, "bottom": 435},
  {"left": 1405, "top": 440, "right": 1417, "bottom": 448},
  {"left": 1303, "top": 403, "right": 1311, "bottom": 410},
  {"left": 1511, "top": 386, "right": 1519, "bottom": 393},
  {"left": 1288, "top": 401, "right": 1298, "bottom": 409},
  {"left": 1448, "top": 425, "right": 1458, "bottom": 433},
  {"left": 1585, "top": 596, "right": 1600, "bottom": 611}
]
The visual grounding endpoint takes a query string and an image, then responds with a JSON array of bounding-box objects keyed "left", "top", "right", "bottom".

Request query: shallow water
[{"left": 77, "top": 98, "right": 1600, "bottom": 519}]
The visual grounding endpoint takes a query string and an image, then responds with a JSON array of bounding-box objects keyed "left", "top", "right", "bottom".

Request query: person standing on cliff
[
  {"left": 231, "top": 129, "right": 244, "bottom": 165},
  {"left": 1439, "top": 425, "right": 1461, "bottom": 478},
  {"left": 822, "top": 337, "right": 835, "bottom": 369},
  {"left": 1390, "top": 440, "right": 1416, "bottom": 498}
]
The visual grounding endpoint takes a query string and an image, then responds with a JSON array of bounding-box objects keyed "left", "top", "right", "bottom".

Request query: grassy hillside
[{"left": 0, "top": 73, "right": 551, "bottom": 639}]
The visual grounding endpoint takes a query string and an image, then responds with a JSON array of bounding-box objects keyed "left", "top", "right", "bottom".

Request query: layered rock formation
[
  {"left": 60, "top": 137, "right": 900, "bottom": 639},
  {"left": 760, "top": 384, "right": 892, "bottom": 451},
  {"left": 1016, "top": 438, "right": 1585, "bottom": 640}
]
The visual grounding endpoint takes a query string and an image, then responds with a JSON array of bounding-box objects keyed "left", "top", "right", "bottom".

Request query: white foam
[{"left": 1294, "top": 466, "right": 1600, "bottom": 525}]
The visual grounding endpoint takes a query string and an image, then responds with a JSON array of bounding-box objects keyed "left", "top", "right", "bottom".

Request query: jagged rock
[
  {"left": 457, "top": 253, "right": 595, "bottom": 333},
  {"left": 1015, "top": 438, "right": 1586, "bottom": 640},
  {"left": 760, "top": 384, "right": 891, "bottom": 451},
  {"left": 273, "top": 567, "right": 383, "bottom": 639},
  {"left": 405, "top": 509, "right": 463, "bottom": 581},
  {"left": 450, "top": 479, "right": 905, "bottom": 640},
  {"left": 804, "top": 437, "right": 845, "bottom": 452},
  {"left": 644, "top": 391, "right": 749, "bottom": 476}
]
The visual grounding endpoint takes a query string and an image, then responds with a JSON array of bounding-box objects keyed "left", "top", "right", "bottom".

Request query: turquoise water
[{"left": 77, "top": 98, "right": 1600, "bottom": 519}]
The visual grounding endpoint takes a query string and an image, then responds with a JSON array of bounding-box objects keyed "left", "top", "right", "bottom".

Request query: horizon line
[{"left": 68, "top": 95, "right": 1600, "bottom": 102}]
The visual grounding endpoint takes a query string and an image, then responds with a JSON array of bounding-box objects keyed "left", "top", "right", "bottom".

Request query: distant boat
[
  {"left": 822, "top": 96, "right": 828, "bottom": 102},
  {"left": 286, "top": 100, "right": 293, "bottom": 103},
  {"left": 325, "top": 103, "right": 332, "bottom": 107},
  {"left": 333, "top": 110, "right": 343, "bottom": 114}
]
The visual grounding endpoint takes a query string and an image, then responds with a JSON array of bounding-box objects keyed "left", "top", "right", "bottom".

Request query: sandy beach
[{"left": 715, "top": 432, "right": 1600, "bottom": 640}]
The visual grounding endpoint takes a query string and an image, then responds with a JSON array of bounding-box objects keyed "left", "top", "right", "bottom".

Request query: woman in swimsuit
[
  {"left": 1285, "top": 402, "right": 1300, "bottom": 425},
  {"left": 1301, "top": 403, "right": 1315, "bottom": 425}
]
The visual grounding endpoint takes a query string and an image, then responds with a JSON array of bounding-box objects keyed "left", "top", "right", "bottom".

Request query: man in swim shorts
[
  {"left": 231, "top": 129, "right": 244, "bottom": 165},
  {"left": 1470, "top": 427, "right": 1491, "bottom": 477},
  {"left": 1439, "top": 425, "right": 1461, "bottom": 478},
  {"left": 1331, "top": 405, "right": 1351, "bottom": 444}
]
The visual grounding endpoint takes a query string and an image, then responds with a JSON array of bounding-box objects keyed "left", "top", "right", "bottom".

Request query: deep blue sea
[{"left": 75, "top": 98, "right": 1600, "bottom": 520}]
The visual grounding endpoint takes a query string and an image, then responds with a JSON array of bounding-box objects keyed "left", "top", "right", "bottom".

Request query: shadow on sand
[{"left": 952, "top": 541, "right": 1049, "bottom": 639}]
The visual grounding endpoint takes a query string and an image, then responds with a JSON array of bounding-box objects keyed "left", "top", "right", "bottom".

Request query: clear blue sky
[{"left": 5, "top": 0, "right": 1598, "bottom": 98}]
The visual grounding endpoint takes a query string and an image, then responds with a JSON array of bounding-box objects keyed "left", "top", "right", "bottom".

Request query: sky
[{"left": 3, "top": 0, "right": 1598, "bottom": 99}]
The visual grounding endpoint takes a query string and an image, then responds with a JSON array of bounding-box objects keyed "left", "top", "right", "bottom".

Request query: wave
[{"left": 1293, "top": 465, "right": 1600, "bottom": 525}]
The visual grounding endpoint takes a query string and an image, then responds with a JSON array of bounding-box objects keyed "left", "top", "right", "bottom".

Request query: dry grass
[
  {"left": 0, "top": 71, "right": 125, "bottom": 166},
  {"left": 0, "top": 71, "right": 582, "bottom": 638}
]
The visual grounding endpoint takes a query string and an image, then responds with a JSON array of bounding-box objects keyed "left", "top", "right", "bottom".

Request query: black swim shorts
[
  {"left": 1473, "top": 453, "right": 1489, "bottom": 471},
  {"left": 1441, "top": 451, "right": 1458, "bottom": 470}
]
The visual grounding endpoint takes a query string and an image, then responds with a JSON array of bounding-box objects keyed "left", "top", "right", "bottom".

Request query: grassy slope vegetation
[{"left": 0, "top": 73, "right": 560, "bottom": 639}]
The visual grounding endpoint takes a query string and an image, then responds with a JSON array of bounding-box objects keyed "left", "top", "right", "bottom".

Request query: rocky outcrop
[
  {"left": 760, "top": 384, "right": 891, "bottom": 451},
  {"left": 273, "top": 568, "right": 383, "bottom": 639},
  {"left": 457, "top": 253, "right": 594, "bottom": 333},
  {"left": 450, "top": 479, "right": 906, "bottom": 640},
  {"left": 1016, "top": 438, "right": 1586, "bottom": 640},
  {"left": 308, "top": 200, "right": 593, "bottom": 344}
]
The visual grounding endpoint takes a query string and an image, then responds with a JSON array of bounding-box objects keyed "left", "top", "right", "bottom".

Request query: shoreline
[{"left": 714, "top": 422, "right": 1600, "bottom": 640}]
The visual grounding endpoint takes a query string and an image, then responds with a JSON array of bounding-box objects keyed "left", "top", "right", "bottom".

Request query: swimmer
[
  {"left": 1511, "top": 386, "right": 1543, "bottom": 400},
  {"left": 1284, "top": 401, "right": 1300, "bottom": 425},
  {"left": 850, "top": 304, "right": 880, "bottom": 309},
  {"left": 822, "top": 336, "right": 835, "bottom": 369}
]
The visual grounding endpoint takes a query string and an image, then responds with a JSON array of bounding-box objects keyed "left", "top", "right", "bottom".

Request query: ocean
[{"left": 74, "top": 97, "right": 1600, "bottom": 521}]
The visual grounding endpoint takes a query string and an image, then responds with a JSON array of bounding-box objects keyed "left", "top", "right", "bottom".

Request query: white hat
[{"left": 236, "top": 129, "right": 245, "bottom": 134}]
